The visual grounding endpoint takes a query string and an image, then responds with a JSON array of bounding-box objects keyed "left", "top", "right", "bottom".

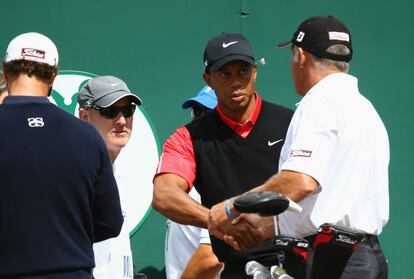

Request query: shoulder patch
[{"left": 289, "top": 149, "right": 312, "bottom": 158}]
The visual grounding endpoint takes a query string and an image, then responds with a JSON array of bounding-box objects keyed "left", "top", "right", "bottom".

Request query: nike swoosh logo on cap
[
  {"left": 268, "top": 139, "right": 284, "bottom": 146},
  {"left": 222, "top": 41, "right": 238, "bottom": 48}
]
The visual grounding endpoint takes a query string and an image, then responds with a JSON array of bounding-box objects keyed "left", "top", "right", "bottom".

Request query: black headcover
[{"left": 234, "top": 191, "right": 289, "bottom": 216}]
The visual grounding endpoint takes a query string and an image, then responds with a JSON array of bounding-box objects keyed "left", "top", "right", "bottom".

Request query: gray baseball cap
[{"left": 78, "top": 75, "right": 142, "bottom": 108}]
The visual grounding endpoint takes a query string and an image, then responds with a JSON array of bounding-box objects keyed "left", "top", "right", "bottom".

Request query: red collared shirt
[
  {"left": 216, "top": 93, "right": 262, "bottom": 138},
  {"left": 155, "top": 93, "right": 263, "bottom": 190}
]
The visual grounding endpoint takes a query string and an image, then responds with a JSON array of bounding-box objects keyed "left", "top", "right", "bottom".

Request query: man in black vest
[{"left": 153, "top": 33, "right": 293, "bottom": 278}]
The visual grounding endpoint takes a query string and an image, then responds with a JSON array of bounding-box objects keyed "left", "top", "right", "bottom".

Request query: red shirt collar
[{"left": 216, "top": 92, "right": 262, "bottom": 138}]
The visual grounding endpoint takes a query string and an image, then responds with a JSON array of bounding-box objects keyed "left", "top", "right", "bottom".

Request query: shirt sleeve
[
  {"left": 93, "top": 142, "right": 124, "bottom": 242},
  {"left": 280, "top": 95, "right": 338, "bottom": 187},
  {"left": 154, "top": 126, "right": 196, "bottom": 191},
  {"left": 199, "top": 228, "right": 211, "bottom": 245}
]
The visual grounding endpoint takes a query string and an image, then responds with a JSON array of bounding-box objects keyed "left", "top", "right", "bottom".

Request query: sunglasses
[{"left": 93, "top": 104, "right": 136, "bottom": 119}]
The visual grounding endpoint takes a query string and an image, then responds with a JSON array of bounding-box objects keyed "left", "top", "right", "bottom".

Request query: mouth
[
  {"left": 230, "top": 92, "right": 245, "bottom": 102},
  {"left": 113, "top": 130, "right": 128, "bottom": 136}
]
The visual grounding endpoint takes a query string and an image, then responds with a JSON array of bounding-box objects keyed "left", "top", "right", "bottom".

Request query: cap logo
[
  {"left": 204, "top": 59, "right": 208, "bottom": 67},
  {"left": 222, "top": 41, "right": 238, "bottom": 48},
  {"left": 328, "top": 31, "right": 350, "bottom": 42},
  {"left": 85, "top": 99, "right": 93, "bottom": 107},
  {"left": 21, "top": 48, "right": 46, "bottom": 59},
  {"left": 296, "top": 31, "right": 305, "bottom": 43}
]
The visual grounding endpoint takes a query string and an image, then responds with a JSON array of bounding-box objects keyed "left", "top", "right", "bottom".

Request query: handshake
[{"left": 207, "top": 192, "right": 300, "bottom": 251}]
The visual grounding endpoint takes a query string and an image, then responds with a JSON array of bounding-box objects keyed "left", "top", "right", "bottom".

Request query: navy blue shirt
[{"left": 0, "top": 97, "right": 123, "bottom": 277}]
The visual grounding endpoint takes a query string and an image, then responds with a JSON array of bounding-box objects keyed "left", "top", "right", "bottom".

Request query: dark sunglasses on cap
[{"left": 93, "top": 104, "right": 136, "bottom": 119}]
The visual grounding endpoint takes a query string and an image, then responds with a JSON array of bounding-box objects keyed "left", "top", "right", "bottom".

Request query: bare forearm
[
  {"left": 153, "top": 174, "right": 209, "bottom": 228},
  {"left": 250, "top": 170, "right": 318, "bottom": 202},
  {"left": 154, "top": 189, "right": 209, "bottom": 228},
  {"left": 180, "top": 244, "right": 223, "bottom": 279}
]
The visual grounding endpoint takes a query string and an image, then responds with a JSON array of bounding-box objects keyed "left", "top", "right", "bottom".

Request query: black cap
[
  {"left": 278, "top": 16, "right": 352, "bottom": 62},
  {"left": 203, "top": 33, "right": 256, "bottom": 73}
]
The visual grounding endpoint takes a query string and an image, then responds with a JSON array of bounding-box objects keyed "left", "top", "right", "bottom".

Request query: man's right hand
[
  {"left": 208, "top": 200, "right": 273, "bottom": 250},
  {"left": 223, "top": 214, "right": 275, "bottom": 251}
]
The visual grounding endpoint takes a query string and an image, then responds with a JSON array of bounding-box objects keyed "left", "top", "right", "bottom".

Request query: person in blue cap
[
  {"left": 182, "top": 85, "right": 218, "bottom": 118},
  {"left": 165, "top": 85, "right": 223, "bottom": 279}
]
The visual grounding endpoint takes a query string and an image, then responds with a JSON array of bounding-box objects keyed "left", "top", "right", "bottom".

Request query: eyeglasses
[{"left": 93, "top": 104, "right": 136, "bottom": 119}]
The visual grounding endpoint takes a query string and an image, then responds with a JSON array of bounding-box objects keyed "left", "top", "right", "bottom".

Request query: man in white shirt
[
  {"left": 209, "top": 16, "right": 389, "bottom": 278},
  {"left": 78, "top": 76, "right": 143, "bottom": 279}
]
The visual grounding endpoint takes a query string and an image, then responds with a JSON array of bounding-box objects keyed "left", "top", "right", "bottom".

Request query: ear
[
  {"left": 47, "top": 73, "right": 58, "bottom": 88},
  {"left": 298, "top": 47, "right": 307, "bottom": 69},
  {"left": 203, "top": 72, "right": 211, "bottom": 87},
  {"left": 252, "top": 66, "right": 258, "bottom": 81},
  {"left": 2, "top": 65, "right": 7, "bottom": 81},
  {"left": 78, "top": 108, "right": 89, "bottom": 121}
]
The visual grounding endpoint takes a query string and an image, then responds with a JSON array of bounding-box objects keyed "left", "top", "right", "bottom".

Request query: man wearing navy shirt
[{"left": 0, "top": 32, "right": 123, "bottom": 279}]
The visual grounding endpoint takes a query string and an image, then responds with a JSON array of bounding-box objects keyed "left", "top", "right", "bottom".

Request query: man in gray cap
[
  {"left": 78, "top": 75, "right": 143, "bottom": 279},
  {"left": 78, "top": 75, "right": 142, "bottom": 163}
]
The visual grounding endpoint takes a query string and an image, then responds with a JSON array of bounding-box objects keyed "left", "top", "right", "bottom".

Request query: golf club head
[
  {"left": 270, "top": 265, "right": 294, "bottom": 279},
  {"left": 246, "top": 260, "right": 268, "bottom": 275},
  {"left": 253, "top": 270, "right": 271, "bottom": 279}
]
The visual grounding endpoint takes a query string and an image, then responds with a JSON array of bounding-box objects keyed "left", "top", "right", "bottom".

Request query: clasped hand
[{"left": 207, "top": 200, "right": 274, "bottom": 251}]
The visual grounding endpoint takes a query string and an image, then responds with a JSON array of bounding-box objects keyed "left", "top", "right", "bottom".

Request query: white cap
[{"left": 4, "top": 32, "right": 59, "bottom": 67}]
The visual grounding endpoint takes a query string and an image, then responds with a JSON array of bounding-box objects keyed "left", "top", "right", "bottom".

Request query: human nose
[
  {"left": 115, "top": 113, "right": 127, "bottom": 125},
  {"left": 229, "top": 75, "right": 242, "bottom": 90}
]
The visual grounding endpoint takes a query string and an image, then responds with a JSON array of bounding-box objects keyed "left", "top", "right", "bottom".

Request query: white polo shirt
[
  {"left": 279, "top": 73, "right": 389, "bottom": 237},
  {"left": 93, "top": 164, "right": 134, "bottom": 279}
]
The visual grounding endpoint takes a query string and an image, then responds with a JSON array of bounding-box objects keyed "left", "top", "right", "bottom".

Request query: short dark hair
[
  {"left": 3, "top": 59, "right": 58, "bottom": 83},
  {"left": 0, "top": 71, "right": 6, "bottom": 94}
]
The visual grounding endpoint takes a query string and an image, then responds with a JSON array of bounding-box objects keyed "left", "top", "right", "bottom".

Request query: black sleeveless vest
[{"left": 186, "top": 100, "right": 293, "bottom": 276}]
